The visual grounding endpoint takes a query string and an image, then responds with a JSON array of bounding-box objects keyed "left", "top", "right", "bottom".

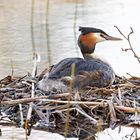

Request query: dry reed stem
[
  {"left": 107, "top": 100, "right": 117, "bottom": 122},
  {"left": 2, "top": 98, "right": 140, "bottom": 113},
  {"left": 26, "top": 52, "right": 38, "bottom": 123},
  {"left": 64, "top": 63, "right": 75, "bottom": 138},
  {"left": 75, "top": 107, "right": 97, "bottom": 124},
  {"left": 1, "top": 93, "right": 70, "bottom": 106}
]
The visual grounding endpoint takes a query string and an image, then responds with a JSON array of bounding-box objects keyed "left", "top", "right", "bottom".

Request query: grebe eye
[{"left": 100, "top": 34, "right": 104, "bottom": 38}]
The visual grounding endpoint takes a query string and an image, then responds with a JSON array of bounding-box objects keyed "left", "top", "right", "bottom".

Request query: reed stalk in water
[{"left": 64, "top": 63, "right": 75, "bottom": 139}]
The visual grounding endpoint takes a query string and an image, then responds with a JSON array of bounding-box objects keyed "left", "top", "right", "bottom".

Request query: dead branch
[
  {"left": 114, "top": 26, "right": 140, "bottom": 63},
  {"left": 1, "top": 97, "right": 106, "bottom": 106},
  {"left": 1, "top": 93, "right": 70, "bottom": 106},
  {"left": 1, "top": 97, "right": 140, "bottom": 113},
  {"left": 114, "top": 106, "right": 140, "bottom": 113}
]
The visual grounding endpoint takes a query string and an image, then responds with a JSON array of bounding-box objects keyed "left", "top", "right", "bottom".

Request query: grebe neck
[{"left": 82, "top": 53, "right": 96, "bottom": 60}]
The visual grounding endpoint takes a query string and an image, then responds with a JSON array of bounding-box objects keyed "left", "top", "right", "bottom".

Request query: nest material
[{"left": 0, "top": 74, "right": 140, "bottom": 139}]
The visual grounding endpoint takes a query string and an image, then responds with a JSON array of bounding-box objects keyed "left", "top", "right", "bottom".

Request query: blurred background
[{"left": 0, "top": 0, "right": 140, "bottom": 79}]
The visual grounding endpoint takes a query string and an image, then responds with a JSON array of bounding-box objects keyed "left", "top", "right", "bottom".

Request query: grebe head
[{"left": 78, "top": 27, "right": 122, "bottom": 54}]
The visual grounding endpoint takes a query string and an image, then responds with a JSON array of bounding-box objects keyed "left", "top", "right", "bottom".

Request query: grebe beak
[{"left": 103, "top": 34, "right": 122, "bottom": 41}]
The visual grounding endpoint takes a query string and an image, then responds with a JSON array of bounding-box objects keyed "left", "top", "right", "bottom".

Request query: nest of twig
[{"left": 0, "top": 73, "right": 140, "bottom": 139}]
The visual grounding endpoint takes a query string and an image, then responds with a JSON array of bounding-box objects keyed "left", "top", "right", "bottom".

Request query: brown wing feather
[{"left": 73, "top": 70, "right": 105, "bottom": 88}]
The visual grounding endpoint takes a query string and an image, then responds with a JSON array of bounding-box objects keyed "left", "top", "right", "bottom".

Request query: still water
[
  {"left": 0, "top": 0, "right": 140, "bottom": 139},
  {"left": 0, "top": 0, "right": 140, "bottom": 79}
]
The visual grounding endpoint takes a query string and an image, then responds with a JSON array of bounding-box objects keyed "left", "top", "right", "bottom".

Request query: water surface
[{"left": 0, "top": 0, "right": 140, "bottom": 79}]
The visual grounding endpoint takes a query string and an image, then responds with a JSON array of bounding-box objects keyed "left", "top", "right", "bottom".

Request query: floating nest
[{"left": 0, "top": 73, "right": 140, "bottom": 139}]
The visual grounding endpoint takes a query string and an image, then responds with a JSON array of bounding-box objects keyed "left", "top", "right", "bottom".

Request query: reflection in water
[
  {"left": 45, "top": 0, "right": 51, "bottom": 65},
  {"left": 0, "top": 0, "right": 140, "bottom": 79},
  {"left": 31, "top": 0, "right": 36, "bottom": 54},
  {"left": 73, "top": 0, "right": 79, "bottom": 56},
  {"left": 0, "top": 126, "right": 76, "bottom": 140}
]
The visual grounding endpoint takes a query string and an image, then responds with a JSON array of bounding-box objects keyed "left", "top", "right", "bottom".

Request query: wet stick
[{"left": 25, "top": 52, "right": 38, "bottom": 138}]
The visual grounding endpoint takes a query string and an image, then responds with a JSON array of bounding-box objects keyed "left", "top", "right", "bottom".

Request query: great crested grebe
[{"left": 38, "top": 27, "right": 122, "bottom": 91}]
